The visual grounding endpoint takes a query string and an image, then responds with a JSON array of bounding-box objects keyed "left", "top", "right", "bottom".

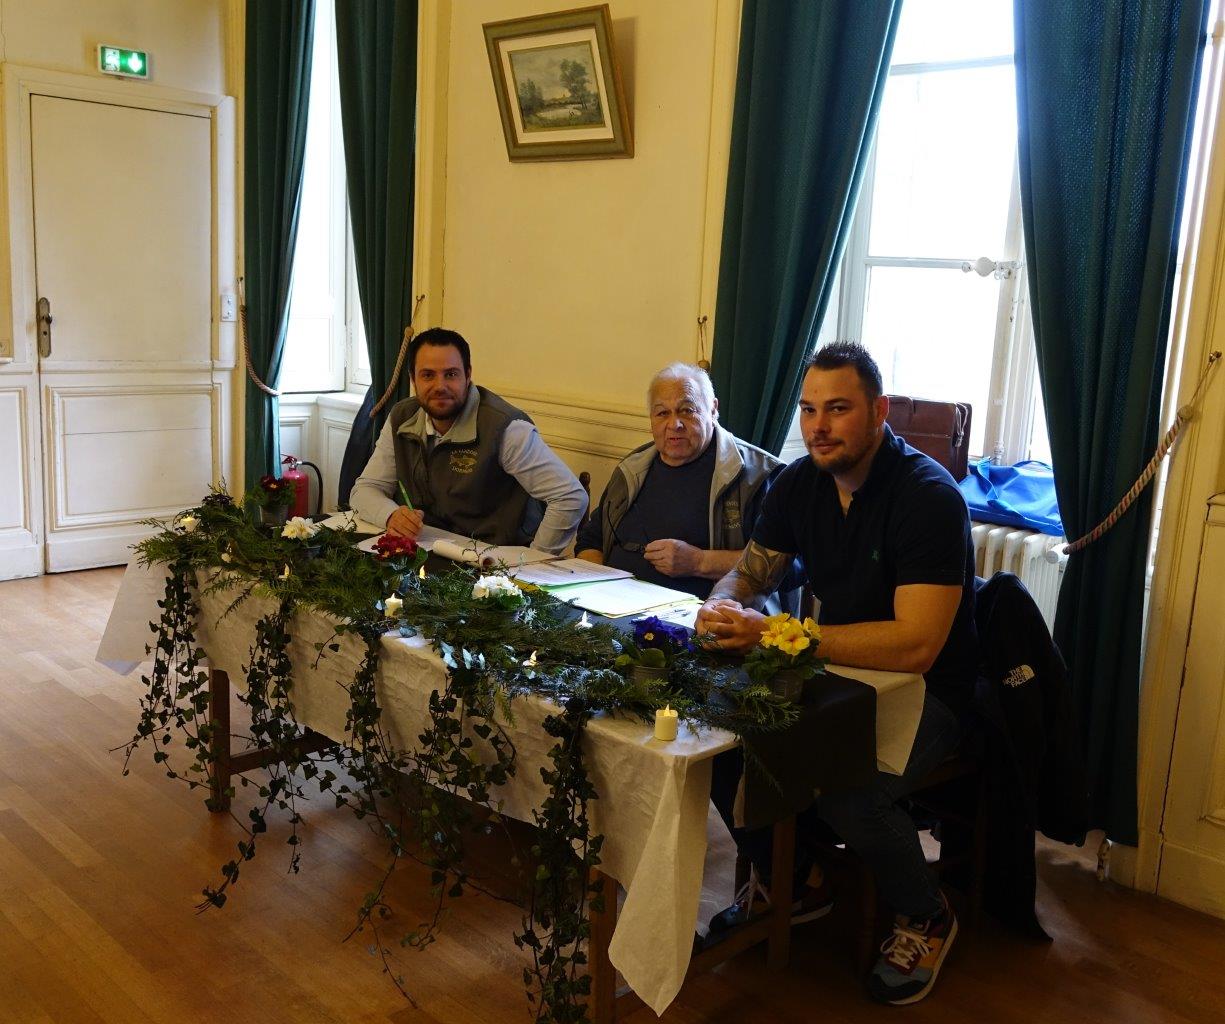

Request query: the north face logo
[{"left": 1004, "top": 664, "right": 1035, "bottom": 687}]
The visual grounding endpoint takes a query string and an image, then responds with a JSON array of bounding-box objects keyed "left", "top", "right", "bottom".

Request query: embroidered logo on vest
[
  {"left": 723, "top": 496, "right": 741, "bottom": 531},
  {"left": 1004, "top": 664, "right": 1035, "bottom": 687},
  {"left": 449, "top": 450, "right": 477, "bottom": 475}
]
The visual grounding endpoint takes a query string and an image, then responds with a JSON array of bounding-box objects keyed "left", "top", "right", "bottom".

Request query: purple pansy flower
[{"left": 633, "top": 615, "right": 690, "bottom": 651}]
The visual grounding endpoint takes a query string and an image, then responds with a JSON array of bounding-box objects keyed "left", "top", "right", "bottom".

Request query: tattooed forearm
[{"left": 707, "top": 540, "right": 793, "bottom": 607}]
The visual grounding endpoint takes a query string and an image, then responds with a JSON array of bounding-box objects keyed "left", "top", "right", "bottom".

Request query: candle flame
[{"left": 418, "top": 565, "right": 426, "bottom": 579}]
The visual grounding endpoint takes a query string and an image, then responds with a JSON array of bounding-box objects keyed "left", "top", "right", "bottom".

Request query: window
[
  {"left": 799, "top": 0, "right": 1050, "bottom": 465},
  {"left": 279, "top": 2, "right": 368, "bottom": 396}
]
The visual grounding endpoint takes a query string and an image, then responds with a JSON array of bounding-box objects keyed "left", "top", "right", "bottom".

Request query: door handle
[{"left": 36, "top": 296, "right": 52, "bottom": 359}]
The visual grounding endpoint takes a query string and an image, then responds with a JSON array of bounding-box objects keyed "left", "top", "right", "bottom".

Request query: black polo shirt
[{"left": 752, "top": 425, "right": 976, "bottom": 716}]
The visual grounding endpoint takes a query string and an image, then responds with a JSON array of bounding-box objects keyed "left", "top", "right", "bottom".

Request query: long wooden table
[{"left": 99, "top": 560, "right": 925, "bottom": 1019}]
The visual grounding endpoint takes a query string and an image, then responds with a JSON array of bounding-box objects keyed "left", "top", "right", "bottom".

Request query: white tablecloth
[{"left": 98, "top": 560, "right": 924, "bottom": 1015}]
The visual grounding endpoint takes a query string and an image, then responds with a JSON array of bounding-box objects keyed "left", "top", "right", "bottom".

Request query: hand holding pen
[{"left": 386, "top": 480, "right": 424, "bottom": 539}]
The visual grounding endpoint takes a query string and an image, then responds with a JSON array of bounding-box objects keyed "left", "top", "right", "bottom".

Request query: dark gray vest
[{"left": 389, "top": 386, "right": 543, "bottom": 546}]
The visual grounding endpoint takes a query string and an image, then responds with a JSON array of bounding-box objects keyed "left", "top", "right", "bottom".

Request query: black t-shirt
[
  {"left": 752, "top": 425, "right": 977, "bottom": 714},
  {"left": 604, "top": 442, "right": 717, "bottom": 599}
]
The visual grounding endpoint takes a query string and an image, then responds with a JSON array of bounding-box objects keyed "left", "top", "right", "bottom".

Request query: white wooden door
[
  {"left": 1158, "top": 494, "right": 1225, "bottom": 918},
  {"left": 30, "top": 94, "right": 217, "bottom": 572}
]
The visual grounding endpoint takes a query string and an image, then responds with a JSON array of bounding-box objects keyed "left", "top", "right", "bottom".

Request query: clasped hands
[{"left": 695, "top": 599, "right": 766, "bottom": 654}]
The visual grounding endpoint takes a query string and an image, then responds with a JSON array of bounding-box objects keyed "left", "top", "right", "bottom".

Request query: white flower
[
  {"left": 472, "top": 574, "right": 520, "bottom": 601},
  {"left": 281, "top": 516, "right": 319, "bottom": 541},
  {"left": 179, "top": 514, "right": 200, "bottom": 534}
]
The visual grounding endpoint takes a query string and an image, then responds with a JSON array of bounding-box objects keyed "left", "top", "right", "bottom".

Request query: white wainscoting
[
  {"left": 0, "top": 386, "right": 30, "bottom": 531},
  {"left": 46, "top": 384, "right": 216, "bottom": 530},
  {"left": 279, "top": 389, "right": 653, "bottom": 515}
]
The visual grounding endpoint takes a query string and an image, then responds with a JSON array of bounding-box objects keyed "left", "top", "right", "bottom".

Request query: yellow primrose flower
[
  {"left": 778, "top": 634, "right": 810, "bottom": 657},
  {"left": 802, "top": 617, "right": 821, "bottom": 640}
]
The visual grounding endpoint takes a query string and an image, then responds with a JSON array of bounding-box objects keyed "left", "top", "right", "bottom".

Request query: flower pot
[
  {"left": 259, "top": 505, "right": 289, "bottom": 528},
  {"left": 628, "top": 664, "right": 669, "bottom": 686},
  {"left": 768, "top": 668, "right": 806, "bottom": 702}
]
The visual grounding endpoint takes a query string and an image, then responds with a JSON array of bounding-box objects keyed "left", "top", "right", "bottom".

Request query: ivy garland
[{"left": 120, "top": 488, "right": 798, "bottom": 1023}]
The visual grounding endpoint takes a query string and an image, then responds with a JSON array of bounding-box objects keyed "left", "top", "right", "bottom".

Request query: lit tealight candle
[
  {"left": 523, "top": 650, "right": 538, "bottom": 668},
  {"left": 654, "top": 704, "right": 679, "bottom": 742},
  {"left": 577, "top": 611, "right": 592, "bottom": 629},
  {"left": 418, "top": 565, "right": 427, "bottom": 580},
  {"left": 384, "top": 594, "right": 403, "bottom": 618}
]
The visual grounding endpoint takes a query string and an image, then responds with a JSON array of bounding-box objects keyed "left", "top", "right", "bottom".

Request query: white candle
[
  {"left": 179, "top": 514, "right": 199, "bottom": 534},
  {"left": 654, "top": 704, "right": 679, "bottom": 742},
  {"left": 384, "top": 594, "right": 403, "bottom": 618}
]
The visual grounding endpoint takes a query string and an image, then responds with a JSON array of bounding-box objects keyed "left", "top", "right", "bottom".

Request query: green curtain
[
  {"left": 243, "top": 0, "right": 315, "bottom": 487},
  {"left": 711, "top": 0, "right": 901, "bottom": 453},
  {"left": 334, "top": 0, "right": 419, "bottom": 504},
  {"left": 1016, "top": 0, "right": 1209, "bottom": 844}
]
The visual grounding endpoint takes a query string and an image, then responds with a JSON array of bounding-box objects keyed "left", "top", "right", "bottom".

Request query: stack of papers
[
  {"left": 548, "top": 577, "right": 702, "bottom": 619},
  {"left": 322, "top": 515, "right": 697, "bottom": 621}
]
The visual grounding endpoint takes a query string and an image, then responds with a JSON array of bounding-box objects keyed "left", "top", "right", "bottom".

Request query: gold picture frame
[{"left": 483, "top": 5, "right": 633, "bottom": 162}]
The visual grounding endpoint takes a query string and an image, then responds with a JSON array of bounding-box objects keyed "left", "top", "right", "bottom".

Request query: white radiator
[{"left": 971, "top": 522, "right": 1068, "bottom": 632}]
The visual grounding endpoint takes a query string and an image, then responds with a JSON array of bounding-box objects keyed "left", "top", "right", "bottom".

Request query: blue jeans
[{"left": 710, "top": 692, "right": 962, "bottom": 920}]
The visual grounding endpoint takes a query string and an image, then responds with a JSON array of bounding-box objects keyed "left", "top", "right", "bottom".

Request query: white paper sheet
[
  {"left": 510, "top": 559, "right": 632, "bottom": 587},
  {"left": 315, "top": 510, "right": 386, "bottom": 535},
  {"left": 550, "top": 578, "right": 701, "bottom": 618}
]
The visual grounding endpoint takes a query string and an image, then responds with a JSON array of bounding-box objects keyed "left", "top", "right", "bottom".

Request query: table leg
[
  {"left": 766, "top": 815, "right": 796, "bottom": 970},
  {"left": 208, "top": 667, "right": 232, "bottom": 813},
  {"left": 588, "top": 868, "right": 618, "bottom": 1023}
]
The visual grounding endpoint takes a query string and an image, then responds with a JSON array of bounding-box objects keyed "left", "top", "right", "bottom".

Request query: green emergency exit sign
[{"left": 98, "top": 45, "right": 150, "bottom": 80}]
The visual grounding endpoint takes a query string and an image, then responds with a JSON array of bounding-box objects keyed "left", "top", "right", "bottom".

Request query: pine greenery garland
[{"left": 121, "top": 487, "right": 799, "bottom": 1021}]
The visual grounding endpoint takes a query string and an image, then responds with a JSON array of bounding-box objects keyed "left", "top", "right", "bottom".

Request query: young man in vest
[
  {"left": 350, "top": 328, "right": 588, "bottom": 553},
  {"left": 697, "top": 341, "right": 975, "bottom": 1005}
]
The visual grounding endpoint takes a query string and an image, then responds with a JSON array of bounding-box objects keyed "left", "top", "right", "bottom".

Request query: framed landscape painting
[{"left": 483, "top": 5, "right": 633, "bottom": 162}]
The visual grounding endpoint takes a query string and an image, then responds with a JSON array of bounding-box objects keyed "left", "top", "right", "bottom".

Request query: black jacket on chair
[{"left": 970, "top": 571, "right": 1090, "bottom": 936}]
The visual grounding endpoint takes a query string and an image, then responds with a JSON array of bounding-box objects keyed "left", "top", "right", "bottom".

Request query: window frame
[{"left": 825, "top": 51, "right": 1045, "bottom": 466}]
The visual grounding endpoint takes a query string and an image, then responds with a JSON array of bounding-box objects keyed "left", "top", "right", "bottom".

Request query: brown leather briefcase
[{"left": 885, "top": 395, "right": 973, "bottom": 481}]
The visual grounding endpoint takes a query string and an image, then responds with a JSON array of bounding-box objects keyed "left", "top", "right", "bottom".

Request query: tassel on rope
[
  {"left": 1063, "top": 351, "right": 1222, "bottom": 555},
  {"left": 238, "top": 277, "right": 280, "bottom": 397},
  {"left": 696, "top": 314, "right": 710, "bottom": 371},
  {"left": 370, "top": 294, "right": 427, "bottom": 419}
]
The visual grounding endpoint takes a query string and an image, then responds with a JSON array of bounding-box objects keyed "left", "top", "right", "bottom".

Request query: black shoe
[{"left": 704, "top": 874, "right": 834, "bottom": 946}]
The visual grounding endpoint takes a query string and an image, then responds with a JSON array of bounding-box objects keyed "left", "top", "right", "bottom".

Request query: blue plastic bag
[{"left": 958, "top": 459, "right": 1064, "bottom": 536}]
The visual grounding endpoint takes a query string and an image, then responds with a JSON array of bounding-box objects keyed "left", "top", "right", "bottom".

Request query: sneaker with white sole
[
  {"left": 867, "top": 893, "right": 958, "bottom": 1005},
  {"left": 704, "top": 871, "right": 834, "bottom": 945}
]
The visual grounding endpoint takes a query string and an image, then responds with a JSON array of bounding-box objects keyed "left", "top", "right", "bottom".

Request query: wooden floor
[{"left": 2, "top": 567, "right": 1224, "bottom": 1023}]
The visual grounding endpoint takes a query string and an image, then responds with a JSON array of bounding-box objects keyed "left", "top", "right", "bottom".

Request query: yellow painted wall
[
  {"left": 0, "top": 0, "right": 225, "bottom": 94},
  {"left": 429, "top": 0, "right": 740, "bottom": 493}
]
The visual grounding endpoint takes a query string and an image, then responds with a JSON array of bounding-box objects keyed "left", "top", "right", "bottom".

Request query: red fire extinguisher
[{"left": 281, "top": 454, "right": 323, "bottom": 519}]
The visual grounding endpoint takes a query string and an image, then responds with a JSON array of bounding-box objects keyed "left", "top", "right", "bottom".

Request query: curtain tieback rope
[
  {"left": 370, "top": 294, "right": 427, "bottom": 419},
  {"left": 237, "top": 276, "right": 280, "bottom": 398},
  {"left": 1063, "top": 350, "right": 1222, "bottom": 556}
]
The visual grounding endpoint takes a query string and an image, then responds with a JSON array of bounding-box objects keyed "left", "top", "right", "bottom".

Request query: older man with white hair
[{"left": 576, "top": 363, "right": 789, "bottom": 602}]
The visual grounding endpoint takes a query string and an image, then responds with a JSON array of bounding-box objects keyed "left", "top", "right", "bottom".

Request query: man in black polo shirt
[{"left": 697, "top": 341, "right": 975, "bottom": 1006}]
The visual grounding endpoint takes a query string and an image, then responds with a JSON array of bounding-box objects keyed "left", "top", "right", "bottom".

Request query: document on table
[
  {"left": 355, "top": 524, "right": 556, "bottom": 568},
  {"left": 549, "top": 577, "right": 702, "bottom": 618},
  {"left": 509, "top": 559, "right": 632, "bottom": 587},
  {"left": 316, "top": 510, "right": 385, "bottom": 535}
]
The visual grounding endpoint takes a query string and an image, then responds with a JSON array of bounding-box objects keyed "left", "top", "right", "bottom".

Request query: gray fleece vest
[{"left": 389, "top": 385, "right": 543, "bottom": 546}]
